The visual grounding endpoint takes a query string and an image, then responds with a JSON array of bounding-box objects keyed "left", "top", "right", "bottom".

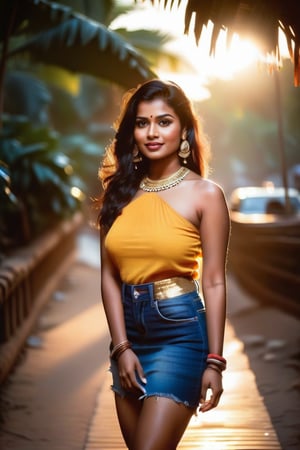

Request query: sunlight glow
[
  {"left": 113, "top": 1, "right": 293, "bottom": 100},
  {"left": 164, "top": 25, "right": 260, "bottom": 80}
]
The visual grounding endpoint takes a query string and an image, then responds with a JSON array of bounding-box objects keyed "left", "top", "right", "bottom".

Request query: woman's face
[{"left": 134, "top": 98, "right": 184, "bottom": 162}]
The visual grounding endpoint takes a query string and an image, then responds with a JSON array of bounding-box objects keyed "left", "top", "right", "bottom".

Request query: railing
[
  {"left": 0, "top": 212, "right": 83, "bottom": 383},
  {"left": 228, "top": 215, "right": 300, "bottom": 316}
]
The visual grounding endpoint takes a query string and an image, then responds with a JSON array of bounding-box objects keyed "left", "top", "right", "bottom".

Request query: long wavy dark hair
[{"left": 98, "top": 79, "right": 210, "bottom": 232}]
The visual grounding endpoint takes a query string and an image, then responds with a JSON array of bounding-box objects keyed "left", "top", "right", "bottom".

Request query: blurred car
[
  {"left": 228, "top": 185, "right": 300, "bottom": 315},
  {"left": 229, "top": 186, "right": 300, "bottom": 217}
]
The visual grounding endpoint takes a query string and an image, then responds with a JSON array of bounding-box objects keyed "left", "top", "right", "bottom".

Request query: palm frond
[
  {"left": 137, "top": 0, "right": 300, "bottom": 86},
  {"left": 2, "top": 0, "right": 156, "bottom": 88}
]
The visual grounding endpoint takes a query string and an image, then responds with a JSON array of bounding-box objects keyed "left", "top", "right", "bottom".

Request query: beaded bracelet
[{"left": 110, "top": 340, "right": 132, "bottom": 360}]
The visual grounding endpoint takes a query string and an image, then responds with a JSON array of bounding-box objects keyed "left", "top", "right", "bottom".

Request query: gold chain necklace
[{"left": 140, "top": 167, "right": 190, "bottom": 192}]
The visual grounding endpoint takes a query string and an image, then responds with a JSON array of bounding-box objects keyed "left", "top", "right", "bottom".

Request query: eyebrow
[{"left": 136, "top": 113, "right": 175, "bottom": 120}]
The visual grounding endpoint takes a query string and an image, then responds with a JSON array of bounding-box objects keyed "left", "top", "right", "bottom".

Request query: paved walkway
[{"left": 85, "top": 320, "right": 281, "bottom": 450}]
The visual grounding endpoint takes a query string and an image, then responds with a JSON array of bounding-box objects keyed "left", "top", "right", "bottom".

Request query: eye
[
  {"left": 159, "top": 118, "right": 172, "bottom": 127},
  {"left": 135, "top": 119, "right": 148, "bottom": 128}
]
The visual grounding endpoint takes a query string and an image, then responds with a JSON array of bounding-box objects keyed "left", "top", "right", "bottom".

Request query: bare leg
[
  {"left": 115, "top": 393, "right": 143, "bottom": 448},
  {"left": 132, "top": 396, "right": 194, "bottom": 450}
]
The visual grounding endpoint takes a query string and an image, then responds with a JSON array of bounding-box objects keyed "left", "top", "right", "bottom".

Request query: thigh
[
  {"left": 115, "top": 393, "right": 143, "bottom": 449},
  {"left": 132, "top": 396, "right": 194, "bottom": 450}
]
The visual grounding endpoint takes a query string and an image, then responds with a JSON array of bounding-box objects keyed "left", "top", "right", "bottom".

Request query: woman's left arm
[{"left": 198, "top": 181, "right": 230, "bottom": 412}]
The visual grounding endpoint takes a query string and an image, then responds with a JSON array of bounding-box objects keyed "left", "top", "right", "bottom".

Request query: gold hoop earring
[
  {"left": 132, "top": 146, "right": 142, "bottom": 170},
  {"left": 178, "top": 139, "right": 190, "bottom": 164}
]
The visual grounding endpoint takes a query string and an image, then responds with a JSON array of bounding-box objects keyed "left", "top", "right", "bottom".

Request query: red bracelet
[{"left": 207, "top": 353, "right": 227, "bottom": 364}]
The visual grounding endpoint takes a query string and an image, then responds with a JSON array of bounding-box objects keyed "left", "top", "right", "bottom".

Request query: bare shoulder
[
  {"left": 187, "top": 174, "right": 230, "bottom": 232},
  {"left": 188, "top": 172, "right": 227, "bottom": 202}
]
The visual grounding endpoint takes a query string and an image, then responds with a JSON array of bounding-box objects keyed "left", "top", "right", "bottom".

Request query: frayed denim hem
[
  {"left": 111, "top": 386, "right": 198, "bottom": 412},
  {"left": 140, "top": 393, "right": 198, "bottom": 411}
]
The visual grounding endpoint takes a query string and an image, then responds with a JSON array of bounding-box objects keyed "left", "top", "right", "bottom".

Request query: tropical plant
[
  {"left": 52, "top": 0, "right": 180, "bottom": 69},
  {"left": 0, "top": 114, "right": 85, "bottom": 252},
  {"left": 0, "top": 0, "right": 156, "bottom": 84}
]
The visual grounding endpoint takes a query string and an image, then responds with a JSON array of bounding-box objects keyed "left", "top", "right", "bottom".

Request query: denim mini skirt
[{"left": 110, "top": 279, "right": 209, "bottom": 409}]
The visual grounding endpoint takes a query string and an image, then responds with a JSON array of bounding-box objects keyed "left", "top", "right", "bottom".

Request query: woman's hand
[
  {"left": 117, "top": 349, "right": 147, "bottom": 394},
  {"left": 199, "top": 366, "right": 223, "bottom": 412}
]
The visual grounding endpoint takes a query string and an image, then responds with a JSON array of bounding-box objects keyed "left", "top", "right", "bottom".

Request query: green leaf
[{"left": 6, "top": 0, "right": 156, "bottom": 88}]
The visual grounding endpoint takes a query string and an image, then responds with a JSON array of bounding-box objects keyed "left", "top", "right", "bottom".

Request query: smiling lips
[{"left": 145, "top": 142, "right": 163, "bottom": 151}]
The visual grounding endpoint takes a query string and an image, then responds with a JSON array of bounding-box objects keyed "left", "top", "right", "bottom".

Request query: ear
[{"left": 181, "top": 128, "right": 187, "bottom": 140}]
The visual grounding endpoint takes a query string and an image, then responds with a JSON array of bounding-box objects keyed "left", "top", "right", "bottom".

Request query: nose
[{"left": 147, "top": 122, "right": 158, "bottom": 138}]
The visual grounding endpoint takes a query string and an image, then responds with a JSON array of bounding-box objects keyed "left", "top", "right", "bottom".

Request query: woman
[{"left": 98, "top": 79, "right": 230, "bottom": 450}]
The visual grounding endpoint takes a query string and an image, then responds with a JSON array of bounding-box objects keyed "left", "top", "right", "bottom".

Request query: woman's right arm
[
  {"left": 100, "top": 229, "right": 127, "bottom": 346},
  {"left": 100, "top": 230, "right": 146, "bottom": 391}
]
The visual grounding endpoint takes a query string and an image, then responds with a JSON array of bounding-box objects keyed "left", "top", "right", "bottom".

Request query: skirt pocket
[{"left": 154, "top": 292, "right": 201, "bottom": 323}]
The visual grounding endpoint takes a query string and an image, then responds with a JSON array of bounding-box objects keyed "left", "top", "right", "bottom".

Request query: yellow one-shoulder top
[{"left": 104, "top": 193, "right": 202, "bottom": 284}]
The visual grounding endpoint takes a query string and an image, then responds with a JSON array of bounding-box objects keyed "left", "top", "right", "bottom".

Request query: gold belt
[{"left": 152, "top": 277, "right": 198, "bottom": 300}]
